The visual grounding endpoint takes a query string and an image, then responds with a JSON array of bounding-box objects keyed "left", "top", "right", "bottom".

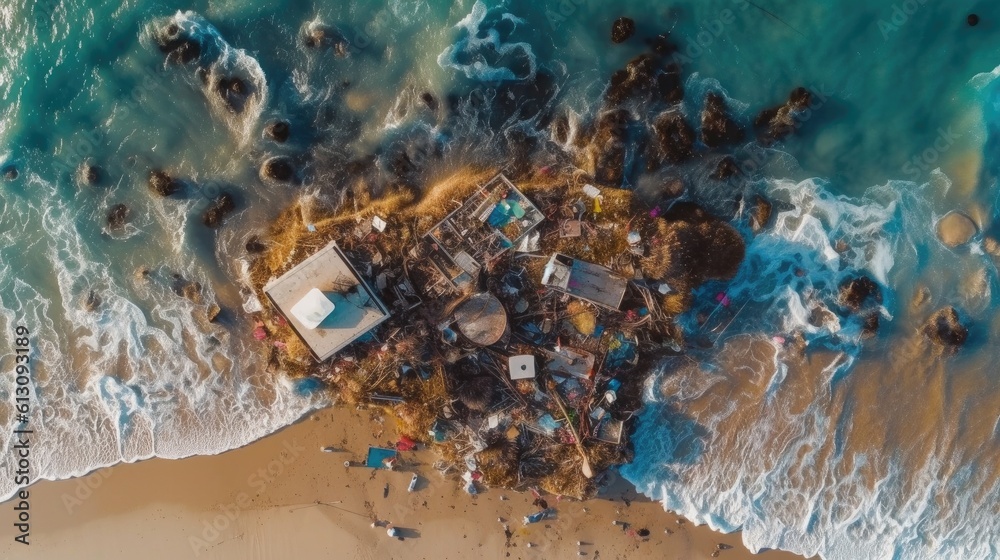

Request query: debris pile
[{"left": 247, "top": 169, "right": 746, "bottom": 499}]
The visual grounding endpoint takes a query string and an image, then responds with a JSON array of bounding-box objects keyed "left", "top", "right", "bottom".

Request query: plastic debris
[
  {"left": 372, "top": 215, "right": 387, "bottom": 232},
  {"left": 582, "top": 184, "right": 601, "bottom": 198}
]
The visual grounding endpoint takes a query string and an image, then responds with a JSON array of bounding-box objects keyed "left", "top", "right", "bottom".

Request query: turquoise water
[{"left": 2, "top": 1, "right": 1000, "bottom": 558}]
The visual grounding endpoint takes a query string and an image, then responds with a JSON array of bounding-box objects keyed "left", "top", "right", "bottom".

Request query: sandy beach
[{"left": 0, "top": 406, "right": 808, "bottom": 560}]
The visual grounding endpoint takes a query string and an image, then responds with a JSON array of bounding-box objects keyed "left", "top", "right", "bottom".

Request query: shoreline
[{"left": 0, "top": 405, "right": 810, "bottom": 560}]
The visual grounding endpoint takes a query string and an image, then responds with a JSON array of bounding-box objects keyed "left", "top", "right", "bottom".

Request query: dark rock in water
[
  {"left": 149, "top": 170, "right": 182, "bottom": 196},
  {"left": 755, "top": 87, "right": 813, "bottom": 145},
  {"left": 923, "top": 307, "right": 968, "bottom": 348},
  {"left": 207, "top": 303, "right": 222, "bottom": 323},
  {"left": 2, "top": 164, "right": 17, "bottom": 181},
  {"left": 82, "top": 290, "right": 101, "bottom": 312},
  {"left": 649, "top": 33, "right": 677, "bottom": 56},
  {"left": 839, "top": 276, "right": 882, "bottom": 312},
  {"left": 345, "top": 155, "right": 377, "bottom": 177},
  {"left": 606, "top": 55, "right": 658, "bottom": 106},
  {"left": 215, "top": 76, "right": 252, "bottom": 114},
  {"left": 710, "top": 156, "right": 741, "bottom": 181},
  {"left": 862, "top": 312, "right": 880, "bottom": 338},
  {"left": 701, "top": 92, "right": 744, "bottom": 148},
  {"left": 591, "top": 109, "right": 632, "bottom": 185},
  {"left": 156, "top": 22, "right": 201, "bottom": 64},
  {"left": 202, "top": 192, "right": 236, "bottom": 228},
  {"left": 245, "top": 235, "right": 267, "bottom": 254},
  {"left": 662, "top": 177, "right": 685, "bottom": 198},
  {"left": 420, "top": 92, "right": 438, "bottom": 112},
  {"left": 264, "top": 120, "right": 290, "bottom": 143},
  {"left": 77, "top": 161, "right": 102, "bottom": 186},
  {"left": 261, "top": 157, "right": 294, "bottom": 182},
  {"left": 596, "top": 140, "right": 627, "bottom": 186},
  {"left": 302, "top": 23, "right": 349, "bottom": 56},
  {"left": 107, "top": 204, "right": 129, "bottom": 230},
  {"left": 505, "top": 128, "right": 540, "bottom": 180},
  {"left": 611, "top": 17, "right": 636, "bottom": 43},
  {"left": 656, "top": 63, "right": 684, "bottom": 105},
  {"left": 389, "top": 150, "right": 415, "bottom": 178},
  {"left": 749, "top": 195, "right": 772, "bottom": 233},
  {"left": 650, "top": 110, "right": 695, "bottom": 166},
  {"left": 968, "top": 14, "right": 980, "bottom": 26},
  {"left": 595, "top": 109, "right": 631, "bottom": 142},
  {"left": 551, "top": 112, "right": 570, "bottom": 144},
  {"left": 172, "top": 275, "right": 203, "bottom": 304}
]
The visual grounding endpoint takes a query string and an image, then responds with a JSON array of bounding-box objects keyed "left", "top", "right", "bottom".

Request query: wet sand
[{"left": 0, "top": 406, "right": 809, "bottom": 560}]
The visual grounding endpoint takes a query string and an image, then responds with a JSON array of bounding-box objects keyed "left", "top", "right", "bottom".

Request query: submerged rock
[
  {"left": 710, "top": 156, "right": 741, "bottom": 181},
  {"left": 607, "top": 54, "right": 681, "bottom": 107},
  {"left": 839, "top": 276, "right": 882, "bottom": 312},
  {"left": 215, "top": 76, "right": 253, "bottom": 114},
  {"left": 591, "top": 109, "right": 632, "bottom": 185},
  {"left": 550, "top": 112, "right": 570, "bottom": 145},
  {"left": 662, "top": 177, "right": 685, "bottom": 199},
  {"left": 155, "top": 22, "right": 201, "bottom": 64},
  {"left": 207, "top": 303, "right": 222, "bottom": 323},
  {"left": 107, "top": 204, "right": 129, "bottom": 230},
  {"left": 420, "top": 92, "right": 438, "bottom": 112},
  {"left": 983, "top": 236, "right": 1000, "bottom": 258},
  {"left": 172, "top": 274, "right": 203, "bottom": 304},
  {"left": 148, "top": 170, "right": 182, "bottom": 197},
  {"left": 77, "top": 161, "right": 102, "bottom": 186},
  {"left": 862, "top": 312, "right": 880, "bottom": 338},
  {"left": 656, "top": 63, "right": 684, "bottom": 105},
  {"left": 245, "top": 235, "right": 267, "bottom": 254},
  {"left": 749, "top": 195, "right": 772, "bottom": 233},
  {"left": 264, "top": 120, "right": 290, "bottom": 143},
  {"left": 923, "top": 307, "right": 968, "bottom": 348},
  {"left": 82, "top": 290, "right": 102, "bottom": 312},
  {"left": 261, "top": 157, "right": 294, "bottom": 182},
  {"left": 2, "top": 164, "right": 18, "bottom": 181},
  {"left": 754, "top": 87, "right": 812, "bottom": 145},
  {"left": 611, "top": 17, "right": 635, "bottom": 43},
  {"left": 650, "top": 110, "right": 695, "bottom": 166},
  {"left": 302, "top": 23, "right": 349, "bottom": 56},
  {"left": 202, "top": 192, "right": 236, "bottom": 228},
  {"left": 936, "top": 211, "right": 977, "bottom": 247},
  {"left": 700, "top": 93, "right": 744, "bottom": 148}
]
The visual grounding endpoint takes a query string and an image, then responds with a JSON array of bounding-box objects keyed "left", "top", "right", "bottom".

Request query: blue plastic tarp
[{"left": 365, "top": 446, "right": 398, "bottom": 468}]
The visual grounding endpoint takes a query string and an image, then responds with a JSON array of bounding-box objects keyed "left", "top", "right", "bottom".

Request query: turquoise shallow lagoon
[{"left": 2, "top": 1, "right": 1000, "bottom": 558}]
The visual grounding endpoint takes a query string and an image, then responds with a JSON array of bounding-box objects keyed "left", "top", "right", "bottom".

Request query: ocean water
[{"left": 1, "top": 0, "right": 999, "bottom": 558}]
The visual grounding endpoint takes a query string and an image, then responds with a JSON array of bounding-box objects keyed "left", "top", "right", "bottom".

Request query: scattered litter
[
  {"left": 408, "top": 474, "right": 419, "bottom": 492},
  {"left": 560, "top": 220, "right": 583, "bottom": 238},
  {"left": 372, "top": 215, "right": 387, "bottom": 232},
  {"left": 508, "top": 354, "right": 536, "bottom": 380},
  {"left": 582, "top": 184, "right": 601, "bottom": 198},
  {"left": 523, "top": 509, "right": 550, "bottom": 524},
  {"left": 396, "top": 436, "right": 417, "bottom": 451}
]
